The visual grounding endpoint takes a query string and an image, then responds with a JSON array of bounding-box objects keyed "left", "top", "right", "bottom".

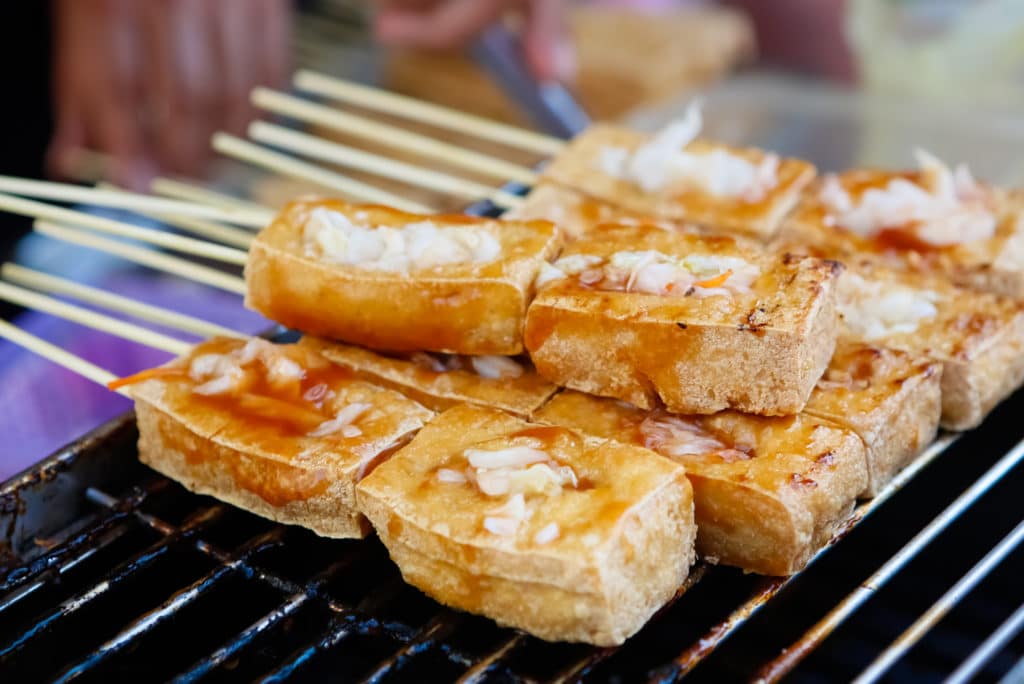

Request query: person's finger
[
  {"left": 375, "top": 0, "right": 513, "bottom": 49},
  {"left": 215, "top": 0, "right": 254, "bottom": 137},
  {"left": 143, "top": 0, "right": 218, "bottom": 176},
  {"left": 46, "top": 99, "right": 87, "bottom": 181},
  {"left": 523, "top": 0, "right": 574, "bottom": 83},
  {"left": 257, "top": 0, "right": 292, "bottom": 90}
]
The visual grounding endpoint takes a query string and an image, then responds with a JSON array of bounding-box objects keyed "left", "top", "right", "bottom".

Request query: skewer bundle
[{"left": 3, "top": 72, "right": 1023, "bottom": 648}]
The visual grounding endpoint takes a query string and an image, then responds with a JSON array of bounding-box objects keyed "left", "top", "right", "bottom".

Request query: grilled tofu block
[
  {"left": 122, "top": 337, "right": 433, "bottom": 538},
  {"left": 782, "top": 157, "right": 1024, "bottom": 298},
  {"left": 245, "top": 198, "right": 562, "bottom": 355},
  {"left": 804, "top": 343, "right": 942, "bottom": 496},
  {"left": 542, "top": 121, "right": 815, "bottom": 240},
  {"left": 524, "top": 223, "right": 843, "bottom": 416},
  {"left": 506, "top": 182, "right": 677, "bottom": 240},
  {"left": 534, "top": 391, "right": 867, "bottom": 576},
  {"left": 299, "top": 337, "right": 558, "bottom": 418},
  {"left": 356, "top": 404, "right": 696, "bottom": 646},
  {"left": 835, "top": 258, "right": 1024, "bottom": 430}
]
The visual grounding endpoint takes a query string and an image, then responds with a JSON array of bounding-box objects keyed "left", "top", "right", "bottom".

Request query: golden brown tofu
[
  {"left": 245, "top": 198, "right": 562, "bottom": 355},
  {"left": 506, "top": 182, "right": 678, "bottom": 240},
  {"left": 121, "top": 337, "right": 433, "bottom": 538},
  {"left": 782, "top": 165, "right": 1024, "bottom": 298},
  {"left": 834, "top": 258, "right": 1024, "bottom": 430},
  {"left": 356, "top": 404, "right": 696, "bottom": 646},
  {"left": 805, "top": 343, "right": 942, "bottom": 496},
  {"left": 299, "top": 337, "right": 558, "bottom": 418},
  {"left": 542, "top": 123, "right": 815, "bottom": 240},
  {"left": 534, "top": 391, "right": 867, "bottom": 576},
  {"left": 524, "top": 223, "right": 843, "bottom": 416}
]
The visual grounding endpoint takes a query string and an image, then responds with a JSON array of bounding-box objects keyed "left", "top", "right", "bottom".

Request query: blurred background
[{"left": 2, "top": 0, "right": 1024, "bottom": 475}]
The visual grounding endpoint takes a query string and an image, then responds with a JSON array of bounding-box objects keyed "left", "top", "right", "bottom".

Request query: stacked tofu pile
[{"left": 118, "top": 104, "right": 1024, "bottom": 646}]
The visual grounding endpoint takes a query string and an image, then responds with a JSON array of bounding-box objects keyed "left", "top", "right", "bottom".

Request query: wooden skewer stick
[
  {"left": 0, "top": 175, "right": 273, "bottom": 227},
  {"left": 96, "top": 183, "right": 254, "bottom": 249},
  {"left": 0, "top": 193, "right": 249, "bottom": 266},
  {"left": 1, "top": 263, "right": 246, "bottom": 341},
  {"left": 0, "top": 319, "right": 123, "bottom": 393},
  {"left": 249, "top": 122, "right": 525, "bottom": 209},
  {"left": 34, "top": 221, "right": 247, "bottom": 295},
  {"left": 292, "top": 70, "right": 566, "bottom": 156},
  {"left": 150, "top": 177, "right": 272, "bottom": 214},
  {"left": 212, "top": 133, "right": 434, "bottom": 214},
  {"left": 0, "top": 281, "right": 192, "bottom": 355},
  {"left": 251, "top": 88, "right": 539, "bottom": 185}
]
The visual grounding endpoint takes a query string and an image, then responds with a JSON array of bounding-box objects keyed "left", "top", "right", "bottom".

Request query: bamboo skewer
[
  {"left": 96, "top": 183, "right": 255, "bottom": 249},
  {"left": 293, "top": 70, "right": 566, "bottom": 156},
  {"left": 249, "top": 122, "right": 525, "bottom": 209},
  {"left": 136, "top": 213, "right": 254, "bottom": 250},
  {"left": 0, "top": 193, "right": 249, "bottom": 266},
  {"left": 0, "top": 319, "right": 123, "bottom": 393},
  {"left": 0, "top": 281, "right": 192, "bottom": 355},
  {"left": 251, "top": 88, "right": 539, "bottom": 185},
  {"left": 150, "top": 177, "right": 272, "bottom": 214},
  {"left": 34, "top": 221, "right": 247, "bottom": 295},
  {"left": 0, "top": 176, "right": 273, "bottom": 227},
  {"left": 1, "top": 264, "right": 246, "bottom": 341},
  {"left": 212, "top": 133, "right": 433, "bottom": 213}
]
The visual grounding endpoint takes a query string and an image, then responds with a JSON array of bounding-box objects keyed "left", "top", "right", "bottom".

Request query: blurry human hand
[
  {"left": 49, "top": 0, "right": 292, "bottom": 190},
  {"left": 372, "top": 0, "right": 574, "bottom": 83}
]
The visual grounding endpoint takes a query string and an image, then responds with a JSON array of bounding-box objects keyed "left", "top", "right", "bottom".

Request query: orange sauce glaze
[{"left": 154, "top": 338, "right": 360, "bottom": 505}]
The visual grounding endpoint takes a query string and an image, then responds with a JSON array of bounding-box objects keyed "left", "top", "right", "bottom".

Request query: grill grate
[{"left": 3, "top": 373, "right": 1024, "bottom": 681}]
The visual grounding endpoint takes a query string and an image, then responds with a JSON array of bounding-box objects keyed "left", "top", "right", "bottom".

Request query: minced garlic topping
[
  {"left": 639, "top": 413, "right": 749, "bottom": 463},
  {"left": 537, "top": 249, "right": 759, "bottom": 297},
  {"left": 186, "top": 338, "right": 374, "bottom": 439},
  {"left": 436, "top": 439, "right": 577, "bottom": 541},
  {"left": 407, "top": 352, "right": 524, "bottom": 380},
  {"left": 598, "top": 102, "right": 780, "bottom": 202},
  {"left": 838, "top": 273, "right": 939, "bottom": 340},
  {"left": 819, "top": 149, "right": 995, "bottom": 246},
  {"left": 303, "top": 208, "right": 502, "bottom": 271},
  {"left": 189, "top": 338, "right": 299, "bottom": 396}
]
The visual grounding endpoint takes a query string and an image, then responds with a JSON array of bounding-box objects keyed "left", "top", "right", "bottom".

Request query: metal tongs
[{"left": 471, "top": 24, "right": 591, "bottom": 140}]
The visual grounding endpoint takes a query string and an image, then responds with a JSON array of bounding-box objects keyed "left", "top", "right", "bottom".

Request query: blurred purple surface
[{"left": 0, "top": 265, "right": 270, "bottom": 482}]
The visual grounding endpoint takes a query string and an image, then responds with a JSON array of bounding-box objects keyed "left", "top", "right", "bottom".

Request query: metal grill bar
[
  {"left": 947, "top": 599, "right": 1024, "bottom": 684},
  {"left": 0, "top": 503, "right": 226, "bottom": 660},
  {"left": 651, "top": 433, "right": 959, "bottom": 681},
  {"left": 0, "top": 479, "right": 167, "bottom": 598},
  {"left": 757, "top": 436, "right": 1024, "bottom": 682},
  {"left": 259, "top": 618, "right": 354, "bottom": 684},
  {"left": 173, "top": 555, "right": 362, "bottom": 681},
  {"left": 257, "top": 583, "right": 409, "bottom": 684},
  {"left": 51, "top": 527, "right": 287, "bottom": 683},
  {"left": 854, "top": 518, "right": 1024, "bottom": 684},
  {"left": 362, "top": 612, "right": 463, "bottom": 683},
  {"left": 998, "top": 655, "right": 1024, "bottom": 684},
  {"left": 456, "top": 634, "right": 525, "bottom": 684}
]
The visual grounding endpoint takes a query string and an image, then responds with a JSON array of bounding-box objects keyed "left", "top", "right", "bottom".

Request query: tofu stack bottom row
[{"left": 115, "top": 108, "right": 1024, "bottom": 646}]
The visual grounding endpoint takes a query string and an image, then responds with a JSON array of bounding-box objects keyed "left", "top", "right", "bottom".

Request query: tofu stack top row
[{"left": 116, "top": 102, "right": 1024, "bottom": 646}]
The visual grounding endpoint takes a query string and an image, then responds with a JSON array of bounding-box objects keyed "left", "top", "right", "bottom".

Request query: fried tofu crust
[
  {"left": 127, "top": 338, "right": 432, "bottom": 538},
  {"left": 542, "top": 124, "right": 815, "bottom": 240},
  {"left": 299, "top": 337, "right": 558, "bottom": 418},
  {"left": 804, "top": 343, "right": 942, "bottom": 496},
  {"left": 524, "top": 224, "right": 842, "bottom": 415},
  {"left": 356, "top": 404, "right": 696, "bottom": 645},
  {"left": 833, "top": 258, "right": 1024, "bottom": 430},
  {"left": 245, "top": 199, "right": 562, "bottom": 355},
  {"left": 783, "top": 172, "right": 1024, "bottom": 298},
  {"left": 533, "top": 391, "right": 868, "bottom": 576}
]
